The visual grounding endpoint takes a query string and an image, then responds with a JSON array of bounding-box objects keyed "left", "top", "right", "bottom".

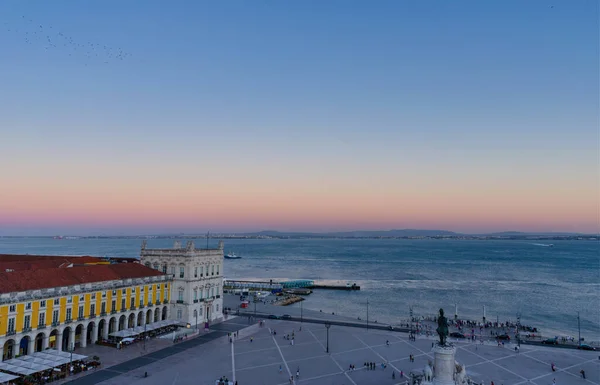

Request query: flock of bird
[{"left": 3, "top": 16, "right": 132, "bottom": 65}]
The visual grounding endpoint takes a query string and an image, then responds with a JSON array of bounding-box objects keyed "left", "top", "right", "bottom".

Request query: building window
[
  {"left": 193, "top": 289, "right": 197, "bottom": 301},
  {"left": 178, "top": 289, "right": 184, "bottom": 302},
  {"left": 199, "top": 289, "right": 203, "bottom": 299},
  {"left": 26, "top": 302, "right": 32, "bottom": 310},
  {"left": 8, "top": 317, "right": 15, "bottom": 333},
  {"left": 40, "top": 300, "right": 46, "bottom": 308},
  {"left": 149, "top": 292, "right": 153, "bottom": 303},
  {"left": 66, "top": 308, "right": 72, "bottom": 321},
  {"left": 177, "top": 309, "right": 182, "bottom": 319},
  {"left": 102, "top": 291, "right": 107, "bottom": 298},
  {"left": 164, "top": 288, "right": 168, "bottom": 299},
  {"left": 216, "top": 265, "right": 219, "bottom": 275},
  {"left": 101, "top": 302, "right": 106, "bottom": 314},
  {"left": 141, "top": 286, "right": 144, "bottom": 292},
  {"left": 112, "top": 290, "right": 116, "bottom": 296},
  {"left": 179, "top": 266, "right": 185, "bottom": 279},
  {"left": 90, "top": 304, "right": 96, "bottom": 316},
  {"left": 194, "top": 267, "right": 198, "bottom": 278},
  {"left": 139, "top": 299, "right": 144, "bottom": 307},
  {"left": 216, "top": 286, "right": 220, "bottom": 296},
  {"left": 145, "top": 262, "right": 151, "bottom": 268},
  {"left": 79, "top": 295, "right": 84, "bottom": 302},
  {"left": 130, "top": 298, "right": 135, "bottom": 308},
  {"left": 216, "top": 304, "right": 219, "bottom": 312},
  {"left": 211, "top": 265, "right": 214, "bottom": 276},
  {"left": 67, "top": 296, "right": 73, "bottom": 304},
  {"left": 111, "top": 300, "right": 116, "bottom": 311},
  {"left": 9, "top": 305, "right": 15, "bottom": 313},
  {"left": 170, "top": 266, "right": 175, "bottom": 276},
  {"left": 200, "top": 266, "right": 203, "bottom": 277},
  {"left": 162, "top": 264, "right": 167, "bottom": 274},
  {"left": 52, "top": 310, "right": 59, "bottom": 324},
  {"left": 78, "top": 306, "right": 84, "bottom": 319},
  {"left": 54, "top": 298, "right": 60, "bottom": 306},
  {"left": 121, "top": 299, "right": 126, "bottom": 310},
  {"left": 38, "top": 312, "right": 45, "bottom": 326},
  {"left": 122, "top": 289, "right": 126, "bottom": 295},
  {"left": 24, "top": 315, "right": 31, "bottom": 329}
]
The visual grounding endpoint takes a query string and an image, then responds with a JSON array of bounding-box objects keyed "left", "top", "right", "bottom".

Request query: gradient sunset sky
[{"left": 0, "top": 1, "right": 598, "bottom": 235}]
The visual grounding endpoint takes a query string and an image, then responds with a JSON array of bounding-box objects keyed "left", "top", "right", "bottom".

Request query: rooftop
[{"left": 0, "top": 254, "right": 164, "bottom": 294}]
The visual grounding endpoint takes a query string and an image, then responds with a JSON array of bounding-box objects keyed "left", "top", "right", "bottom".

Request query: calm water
[{"left": 1, "top": 238, "right": 598, "bottom": 339}]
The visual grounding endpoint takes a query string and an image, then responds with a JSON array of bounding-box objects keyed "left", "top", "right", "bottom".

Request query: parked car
[
  {"left": 541, "top": 338, "right": 558, "bottom": 345},
  {"left": 281, "top": 314, "right": 292, "bottom": 320},
  {"left": 268, "top": 314, "right": 279, "bottom": 319},
  {"left": 577, "top": 344, "right": 596, "bottom": 351},
  {"left": 496, "top": 334, "right": 511, "bottom": 341},
  {"left": 450, "top": 332, "right": 466, "bottom": 339}
]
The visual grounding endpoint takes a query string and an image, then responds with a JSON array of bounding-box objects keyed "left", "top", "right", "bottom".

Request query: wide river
[{"left": 0, "top": 238, "right": 598, "bottom": 339}]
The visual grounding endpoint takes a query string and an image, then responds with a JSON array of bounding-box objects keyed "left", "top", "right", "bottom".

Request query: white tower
[{"left": 140, "top": 240, "right": 225, "bottom": 328}]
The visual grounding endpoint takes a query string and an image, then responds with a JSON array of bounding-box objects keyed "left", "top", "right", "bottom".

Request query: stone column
[
  {"left": 102, "top": 323, "right": 109, "bottom": 340},
  {"left": 90, "top": 324, "right": 98, "bottom": 344},
  {"left": 28, "top": 337, "right": 35, "bottom": 355},
  {"left": 80, "top": 331, "right": 87, "bottom": 348},
  {"left": 432, "top": 344, "right": 456, "bottom": 385},
  {"left": 140, "top": 312, "right": 146, "bottom": 326},
  {"left": 69, "top": 328, "right": 76, "bottom": 350},
  {"left": 42, "top": 335, "right": 49, "bottom": 350},
  {"left": 10, "top": 343, "right": 16, "bottom": 358},
  {"left": 56, "top": 331, "right": 63, "bottom": 351}
]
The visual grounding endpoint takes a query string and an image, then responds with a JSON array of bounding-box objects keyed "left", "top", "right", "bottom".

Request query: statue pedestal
[{"left": 432, "top": 344, "right": 456, "bottom": 385}]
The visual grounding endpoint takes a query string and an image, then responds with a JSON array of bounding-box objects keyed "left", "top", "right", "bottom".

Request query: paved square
[{"left": 66, "top": 317, "right": 600, "bottom": 385}]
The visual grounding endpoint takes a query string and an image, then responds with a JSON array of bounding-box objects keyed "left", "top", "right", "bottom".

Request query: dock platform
[{"left": 309, "top": 283, "right": 360, "bottom": 291}]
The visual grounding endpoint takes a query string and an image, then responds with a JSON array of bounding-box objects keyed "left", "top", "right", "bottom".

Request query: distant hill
[{"left": 238, "top": 229, "right": 459, "bottom": 238}]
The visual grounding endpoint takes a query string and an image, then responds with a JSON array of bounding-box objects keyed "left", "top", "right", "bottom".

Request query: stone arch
[
  {"left": 162, "top": 306, "right": 168, "bottom": 320},
  {"left": 86, "top": 321, "right": 96, "bottom": 345},
  {"left": 154, "top": 308, "right": 160, "bottom": 322},
  {"left": 97, "top": 319, "right": 106, "bottom": 341},
  {"left": 34, "top": 332, "right": 46, "bottom": 352},
  {"left": 62, "top": 326, "right": 72, "bottom": 351},
  {"left": 108, "top": 317, "right": 116, "bottom": 334},
  {"left": 137, "top": 311, "right": 143, "bottom": 326},
  {"left": 118, "top": 315, "right": 126, "bottom": 331},
  {"left": 146, "top": 309, "right": 152, "bottom": 324},
  {"left": 128, "top": 313, "right": 135, "bottom": 328},
  {"left": 75, "top": 324, "right": 85, "bottom": 348},
  {"left": 3, "top": 339, "right": 16, "bottom": 361},
  {"left": 19, "top": 335, "right": 31, "bottom": 356},
  {"left": 48, "top": 329, "right": 59, "bottom": 349}
]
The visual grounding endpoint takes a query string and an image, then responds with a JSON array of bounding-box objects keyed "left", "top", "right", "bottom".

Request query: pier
[{"left": 224, "top": 279, "right": 360, "bottom": 292}]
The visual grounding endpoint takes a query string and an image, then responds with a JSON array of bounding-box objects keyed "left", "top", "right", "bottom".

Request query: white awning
[
  {"left": 0, "top": 372, "right": 19, "bottom": 384},
  {"left": 109, "top": 319, "right": 179, "bottom": 338},
  {"left": 0, "top": 361, "right": 39, "bottom": 376},
  {"left": 16, "top": 355, "right": 58, "bottom": 367}
]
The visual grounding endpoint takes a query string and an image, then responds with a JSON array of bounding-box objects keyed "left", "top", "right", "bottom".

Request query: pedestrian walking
[
  {"left": 392, "top": 371, "right": 395, "bottom": 379},
  {"left": 296, "top": 369, "right": 299, "bottom": 379},
  {"left": 279, "top": 365, "right": 282, "bottom": 374},
  {"left": 580, "top": 369, "right": 586, "bottom": 379}
]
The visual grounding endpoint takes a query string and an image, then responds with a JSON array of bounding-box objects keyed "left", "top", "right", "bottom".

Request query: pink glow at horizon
[{"left": 1, "top": 176, "right": 597, "bottom": 234}]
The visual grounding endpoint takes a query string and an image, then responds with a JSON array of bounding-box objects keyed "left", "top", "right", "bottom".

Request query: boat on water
[{"left": 225, "top": 252, "right": 242, "bottom": 259}]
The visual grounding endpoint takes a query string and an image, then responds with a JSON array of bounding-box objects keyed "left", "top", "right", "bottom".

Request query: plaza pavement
[{"left": 65, "top": 316, "right": 599, "bottom": 385}]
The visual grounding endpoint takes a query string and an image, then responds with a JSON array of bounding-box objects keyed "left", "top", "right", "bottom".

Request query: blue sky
[{"left": 0, "top": 1, "right": 598, "bottom": 235}]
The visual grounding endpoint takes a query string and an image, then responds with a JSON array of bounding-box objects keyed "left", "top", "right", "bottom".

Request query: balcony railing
[
  {"left": 6, "top": 330, "right": 16, "bottom": 336},
  {"left": 77, "top": 316, "right": 85, "bottom": 321},
  {"left": 163, "top": 300, "right": 169, "bottom": 304},
  {"left": 121, "top": 309, "right": 127, "bottom": 313},
  {"left": 216, "top": 295, "right": 221, "bottom": 299},
  {"left": 130, "top": 306, "right": 136, "bottom": 310},
  {"left": 89, "top": 313, "right": 96, "bottom": 319},
  {"left": 155, "top": 300, "right": 161, "bottom": 305},
  {"left": 193, "top": 299, "right": 198, "bottom": 303},
  {"left": 176, "top": 300, "right": 184, "bottom": 304},
  {"left": 23, "top": 327, "right": 32, "bottom": 333},
  {"left": 100, "top": 312, "right": 107, "bottom": 317},
  {"left": 139, "top": 304, "right": 145, "bottom": 309},
  {"left": 37, "top": 324, "right": 46, "bottom": 329},
  {"left": 147, "top": 302, "right": 152, "bottom": 307},
  {"left": 111, "top": 310, "right": 117, "bottom": 315},
  {"left": 64, "top": 319, "right": 72, "bottom": 324},
  {"left": 51, "top": 321, "right": 60, "bottom": 327}
]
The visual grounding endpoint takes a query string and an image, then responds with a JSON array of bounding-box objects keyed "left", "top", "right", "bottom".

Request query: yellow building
[{"left": 0, "top": 254, "right": 171, "bottom": 360}]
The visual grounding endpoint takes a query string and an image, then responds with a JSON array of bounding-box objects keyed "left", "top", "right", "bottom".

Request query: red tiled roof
[
  {"left": 0, "top": 263, "right": 165, "bottom": 294},
  {"left": 0, "top": 254, "right": 137, "bottom": 272}
]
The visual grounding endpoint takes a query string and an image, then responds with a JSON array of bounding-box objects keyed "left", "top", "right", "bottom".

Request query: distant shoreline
[{"left": 0, "top": 235, "right": 597, "bottom": 241}]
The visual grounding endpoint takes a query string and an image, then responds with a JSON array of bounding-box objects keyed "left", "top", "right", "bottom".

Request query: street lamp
[
  {"left": 516, "top": 312, "right": 521, "bottom": 347},
  {"left": 194, "top": 310, "right": 198, "bottom": 330},
  {"left": 300, "top": 299, "right": 303, "bottom": 323},
  {"left": 325, "top": 323, "right": 331, "bottom": 353},
  {"left": 577, "top": 311, "right": 581, "bottom": 346},
  {"left": 366, "top": 299, "right": 369, "bottom": 331}
]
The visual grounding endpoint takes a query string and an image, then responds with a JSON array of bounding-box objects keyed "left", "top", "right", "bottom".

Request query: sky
[{"left": 0, "top": 1, "right": 598, "bottom": 235}]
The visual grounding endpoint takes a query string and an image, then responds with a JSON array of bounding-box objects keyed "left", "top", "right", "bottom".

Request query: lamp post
[
  {"left": 410, "top": 306, "right": 414, "bottom": 337},
  {"left": 143, "top": 322, "right": 147, "bottom": 351},
  {"left": 325, "top": 323, "right": 331, "bottom": 353},
  {"left": 577, "top": 311, "right": 581, "bottom": 346},
  {"left": 300, "top": 299, "right": 303, "bottom": 323},
  {"left": 366, "top": 299, "right": 369, "bottom": 331},
  {"left": 194, "top": 310, "right": 198, "bottom": 330},
  {"left": 516, "top": 312, "right": 521, "bottom": 347}
]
